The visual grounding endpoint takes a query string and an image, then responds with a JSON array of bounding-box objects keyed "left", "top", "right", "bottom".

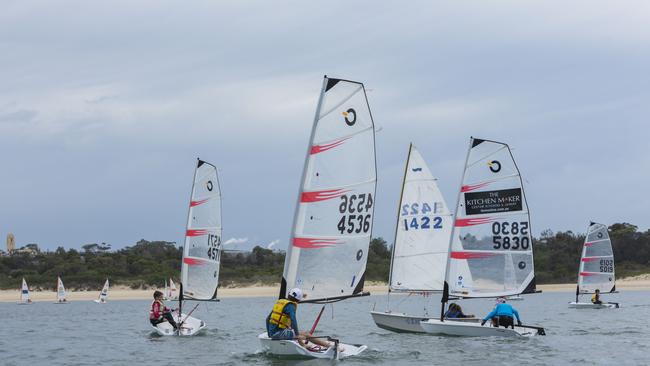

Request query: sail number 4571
[
  {"left": 492, "top": 221, "right": 530, "bottom": 250},
  {"left": 337, "top": 193, "right": 373, "bottom": 234}
]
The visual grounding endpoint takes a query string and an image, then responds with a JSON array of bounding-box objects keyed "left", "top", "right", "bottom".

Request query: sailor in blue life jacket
[
  {"left": 481, "top": 297, "right": 522, "bottom": 329},
  {"left": 265, "top": 288, "right": 337, "bottom": 350}
]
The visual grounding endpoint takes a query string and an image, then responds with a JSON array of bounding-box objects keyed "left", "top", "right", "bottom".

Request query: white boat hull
[
  {"left": 370, "top": 311, "right": 479, "bottom": 333},
  {"left": 17, "top": 302, "right": 33, "bottom": 305},
  {"left": 93, "top": 299, "right": 107, "bottom": 304},
  {"left": 258, "top": 333, "right": 367, "bottom": 360},
  {"left": 420, "top": 319, "right": 542, "bottom": 337},
  {"left": 151, "top": 313, "right": 206, "bottom": 336},
  {"left": 568, "top": 302, "right": 619, "bottom": 309},
  {"left": 506, "top": 295, "right": 524, "bottom": 301}
]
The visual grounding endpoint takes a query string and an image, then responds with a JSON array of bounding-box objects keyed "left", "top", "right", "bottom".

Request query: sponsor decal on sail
[{"left": 464, "top": 188, "right": 523, "bottom": 215}]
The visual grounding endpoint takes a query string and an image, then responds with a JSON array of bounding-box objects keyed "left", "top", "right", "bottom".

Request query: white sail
[
  {"left": 169, "top": 278, "right": 177, "bottom": 300},
  {"left": 446, "top": 138, "right": 536, "bottom": 298},
  {"left": 389, "top": 144, "right": 452, "bottom": 292},
  {"left": 281, "top": 77, "right": 377, "bottom": 301},
  {"left": 57, "top": 277, "right": 66, "bottom": 302},
  {"left": 98, "top": 279, "right": 109, "bottom": 302},
  {"left": 180, "top": 159, "right": 222, "bottom": 300},
  {"left": 20, "top": 278, "right": 30, "bottom": 303},
  {"left": 578, "top": 222, "right": 615, "bottom": 294}
]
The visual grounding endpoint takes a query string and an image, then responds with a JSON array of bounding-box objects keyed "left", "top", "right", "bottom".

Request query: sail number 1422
[{"left": 492, "top": 221, "right": 530, "bottom": 250}]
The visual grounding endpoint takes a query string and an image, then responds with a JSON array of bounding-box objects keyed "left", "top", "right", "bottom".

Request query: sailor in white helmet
[{"left": 265, "top": 288, "right": 334, "bottom": 350}]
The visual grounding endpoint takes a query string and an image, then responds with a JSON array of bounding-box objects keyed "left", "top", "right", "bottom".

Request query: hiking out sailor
[
  {"left": 150, "top": 290, "right": 178, "bottom": 330},
  {"left": 481, "top": 297, "right": 522, "bottom": 328},
  {"left": 591, "top": 289, "right": 603, "bottom": 304},
  {"left": 265, "top": 288, "right": 333, "bottom": 350}
]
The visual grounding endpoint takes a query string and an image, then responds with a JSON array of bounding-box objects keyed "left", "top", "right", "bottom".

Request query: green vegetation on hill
[{"left": 1, "top": 223, "right": 648, "bottom": 290}]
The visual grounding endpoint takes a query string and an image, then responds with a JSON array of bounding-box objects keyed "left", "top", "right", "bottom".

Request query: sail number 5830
[
  {"left": 491, "top": 221, "right": 530, "bottom": 250},
  {"left": 337, "top": 193, "right": 373, "bottom": 234}
]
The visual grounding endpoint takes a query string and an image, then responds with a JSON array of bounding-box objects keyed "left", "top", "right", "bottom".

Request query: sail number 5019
[
  {"left": 492, "top": 221, "right": 530, "bottom": 250},
  {"left": 337, "top": 193, "right": 373, "bottom": 234}
]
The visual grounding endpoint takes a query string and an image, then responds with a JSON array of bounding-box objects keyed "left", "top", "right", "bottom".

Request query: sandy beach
[{"left": 3, "top": 277, "right": 649, "bottom": 303}]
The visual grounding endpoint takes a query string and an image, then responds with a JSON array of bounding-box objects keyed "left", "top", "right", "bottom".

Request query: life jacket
[
  {"left": 268, "top": 299, "right": 297, "bottom": 329},
  {"left": 150, "top": 300, "right": 162, "bottom": 320},
  {"left": 591, "top": 293, "right": 599, "bottom": 303}
]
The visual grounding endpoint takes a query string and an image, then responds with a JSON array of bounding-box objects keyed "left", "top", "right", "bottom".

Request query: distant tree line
[{"left": 0, "top": 223, "right": 648, "bottom": 290}]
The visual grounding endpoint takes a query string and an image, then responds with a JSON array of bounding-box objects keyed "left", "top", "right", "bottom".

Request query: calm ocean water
[{"left": 2, "top": 290, "right": 649, "bottom": 365}]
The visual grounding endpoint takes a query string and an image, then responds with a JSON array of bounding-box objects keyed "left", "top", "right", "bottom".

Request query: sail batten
[
  {"left": 445, "top": 138, "right": 536, "bottom": 298},
  {"left": 281, "top": 77, "right": 377, "bottom": 301},
  {"left": 181, "top": 159, "right": 222, "bottom": 300},
  {"left": 389, "top": 145, "right": 452, "bottom": 293}
]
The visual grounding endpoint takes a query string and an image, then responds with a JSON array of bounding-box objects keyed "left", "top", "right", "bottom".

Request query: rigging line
[
  {"left": 313, "top": 125, "right": 373, "bottom": 146},
  {"left": 302, "top": 177, "right": 377, "bottom": 193},
  {"left": 318, "top": 85, "right": 363, "bottom": 119},
  {"left": 467, "top": 145, "right": 508, "bottom": 168}
]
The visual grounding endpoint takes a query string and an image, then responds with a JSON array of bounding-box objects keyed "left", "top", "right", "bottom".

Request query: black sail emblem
[
  {"left": 488, "top": 160, "right": 501, "bottom": 173},
  {"left": 343, "top": 108, "right": 356, "bottom": 126},
  {"left": 206, "top": 180, "right": 213, "bottom": 191}
]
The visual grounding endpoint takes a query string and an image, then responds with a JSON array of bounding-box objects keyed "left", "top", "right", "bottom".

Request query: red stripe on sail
[
  {"left": 584, "top": 242, "right": 595, "bottom": 247},
  {"left": 455, "top": 217, "right": 496, "bottom": 227},
  {"left": 461, "top": 181, "right": 492, "bottom": 192},
  {"left": 184, "top": 257, "right": 209, "bottom": 266},
  {"left": 310, "top": 137, "right": 350, "bottom": 155},
  {"left": 190, "top": 198, "right": 209, "bottom": 207},
  {"left": 579, "top": 272, "right": 598, "bottom": 277},
  {"left": 186, "top": 229, "right": 209, "bottom": 237},
  {"left": 293, "top": 237, "right": 342, "bottom": 249},
  {"left": 301, "top": 189, "right": 349, "bottom": 203},
  {"left": 450, "top": 251, "right": 497, "bottom": 260},
  {"left": 581, "top": 257, "right": 599, "bottom": 262}
]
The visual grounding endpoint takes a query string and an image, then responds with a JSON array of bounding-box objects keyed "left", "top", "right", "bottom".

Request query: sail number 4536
[
  {"left": 337, "top": 193, "right": 373, "bottom": 234},
  {"left": 492, "top": 221, "right": 530, "bottom": 250}
]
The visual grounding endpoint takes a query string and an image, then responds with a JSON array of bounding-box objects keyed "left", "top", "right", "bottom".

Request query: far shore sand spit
[{"left": 2, "top": 277, "right": 649, "bottom": 302}]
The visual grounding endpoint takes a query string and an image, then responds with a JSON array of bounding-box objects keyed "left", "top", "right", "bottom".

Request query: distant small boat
[
  {"left": 94, "top": 279, "right": 109, "bottom": 304},
  {"left": 54, "top": 276, "right": 68, "bottom": 304},
  {"left": 18, "top": 278, "right": 33, "bottom": 305},
  {"left": 168, "top": 278, "right": 178, "bottom": 300},
  {"left": 568, "top": 222, "right": 619, "bottom": 309}
]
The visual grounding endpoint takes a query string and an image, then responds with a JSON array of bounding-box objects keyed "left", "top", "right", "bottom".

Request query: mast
[
  {"left": 439, "top": 138, "right": 473, "bottom": 321},
  {"left": 386, "top": 143, "right": 413, "bottom": 309},
  {"left": 280, "top": 77, "right": 329, "bottom": 300}
]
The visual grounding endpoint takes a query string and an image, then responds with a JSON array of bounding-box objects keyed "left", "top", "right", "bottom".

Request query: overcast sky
[{"left": 1, "top": 1, "right": 648, "bottom": 251}]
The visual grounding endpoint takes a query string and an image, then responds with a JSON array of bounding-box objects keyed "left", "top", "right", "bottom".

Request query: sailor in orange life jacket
[
  {"left": 265, "top": 288, "right": 334, "bottom": 350},
  {"left": 150, "top": 290, "right": 178, "bottom": 330}
]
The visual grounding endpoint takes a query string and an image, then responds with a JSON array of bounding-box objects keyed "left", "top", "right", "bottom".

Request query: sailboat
[
  {"left": 151, "top": 159, "right": 222, "bottom": 336},
  {"left": 568, "top": 222, "right": 619, "bottom": 309},
  {"left": 420, "top": 138, "right": 545, "bottom": 337},
  {"left": 163, "top": 279, "right": 168, "bottom": 300},
  {"left": 54, "top": 276, "right": 68, "bottom": 304},
  {"left": 258, "top": 76, "right": 375, "bottom": 359},
  {"left": 94, "top": 279, "right": 109, "bottom": 303},
  {"left": 371, "top": 144, "right": 477, "bottom": 333},
  {"left": 168, "top": 278, "right": 178, "bottom": 300},
  {"left": 18, "top": 278, "right": 32, "bottom": 305}
]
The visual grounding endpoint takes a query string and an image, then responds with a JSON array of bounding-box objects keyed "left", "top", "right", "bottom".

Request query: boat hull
[
  {"left": 257, "top": 333, "right": 366, "bottom": 360},
  {"left": 568, "top": 302, "right": 619, "bottom": 309},
  {"left": 151, "top": 313, "right": 206, "bottom": 336},
  {"left": 370, "top": 311, "right": 479, "bottom": 333},
  {"left": 420, "top": 319, "right": 541, "bottom": 337}
]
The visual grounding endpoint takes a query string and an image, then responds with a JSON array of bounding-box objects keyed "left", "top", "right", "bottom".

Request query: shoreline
[{"left": 2, "top": 279, "right": 650, "bottom": 302}]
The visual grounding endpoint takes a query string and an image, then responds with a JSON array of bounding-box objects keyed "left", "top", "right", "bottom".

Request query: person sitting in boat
[
  {"left": 591, "top": 289, "right": 603, "bottom": 304},
  {"left": 266, "top": 288, "right": 334, "bottom": 350},
  {"left": 481, "top": 297, "right": 522, "bottom": 329},
  {"left": 150, "top": 290, "right": 178, "bottom": 330},
  {"left": 444, "top": 303, "right": 474, "bottom": 319}
]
